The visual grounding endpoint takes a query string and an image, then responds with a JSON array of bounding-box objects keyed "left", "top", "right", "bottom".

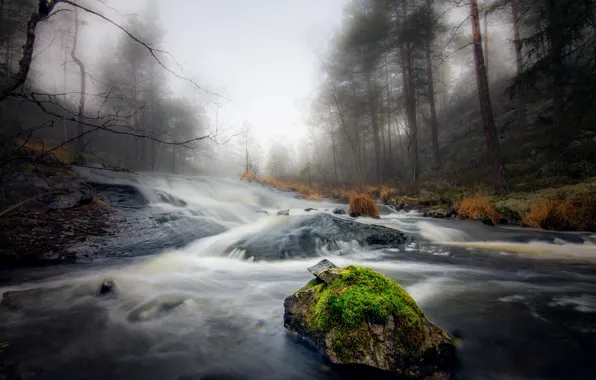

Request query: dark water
[{"left": 1, "top": 171, "right": 595, "bottom": 380}]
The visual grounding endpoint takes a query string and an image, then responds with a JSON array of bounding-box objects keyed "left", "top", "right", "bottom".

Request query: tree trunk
[
  {"left": 400, "top": 0, "right": 419, "bottom": 182},
  {"left": 0, "top": 1, "right": 58, "bottom": 102},
  {"left": 470, "top": 0, "right": 509, "bottom": 194},
  {"left": 511, "top": 0, "right": 526, "bottom": 128},
  {"left": 150, "top": 60, "right": 156, "bottom": 171},
  {"left": 425, "top": 0, "right": 441, "bottom": 169},
  {"left": 384, "top": 57, "right": 393, "bottom": 165},
  {"left": 484, "top": 10, "right": 489, "bottom": 77},
  {"left": 367, "top": 72, "right": 383, "bottom": 183},
  {"left": 331, "top": 135, "right": 339, "bottom": 184},
  {"left": 71, "top": 4, "right": 86, "bottom": 153},
  {"left": 61, "top": 26, "right": 69, "bottom": 143},
  {"left": 404, "top": 43, "right": 418, "bottom": 182},
  {"left": 172, "top": 145, "right": 176, "bottom": 173},
  {"left": 545, "top": 0, "right": 564, "bottom": 127}
]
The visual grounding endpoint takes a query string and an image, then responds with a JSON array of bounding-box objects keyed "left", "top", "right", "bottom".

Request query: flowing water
[{"left": 1, "top": 170, "right": 596, "bottom": 380}]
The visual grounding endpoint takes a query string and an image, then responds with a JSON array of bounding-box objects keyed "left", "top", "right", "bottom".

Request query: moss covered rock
[{"left": 283, "top": 260, "right": 456, "bottom": 379}]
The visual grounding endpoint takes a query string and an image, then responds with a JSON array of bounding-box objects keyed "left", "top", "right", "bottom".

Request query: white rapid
[{"left": 1, "top": 170, "right": 596, "bottom": 380}]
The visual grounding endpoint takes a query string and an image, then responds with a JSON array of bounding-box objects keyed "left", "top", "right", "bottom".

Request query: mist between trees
[
  {"left": 1, "top": 0, "right": 595, "bottom": 193},
  {"left": 0, "top": 0, "right": 231, "bottom": 177},
  {"left": 248, "top": 0, "right": 596, "bottom": 195}
]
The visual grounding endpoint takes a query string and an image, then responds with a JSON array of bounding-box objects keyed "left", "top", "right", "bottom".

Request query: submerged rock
[
  {"left": 277, "top": 209, "right": 290, "bottom": 216},
  {"left": 99, "top": 279, "right": 116, "bottom": 296},
  {"left": 128, "top": 295, "right": 193, "bottom": 322},
  {"left": 283, "top": 260, "right": 456, "bottom": 379},
  {"left": 475, "top": 217, "right": 495, "bottom": 226},
  {"left": 426, "top": 208, "right": 454, "bottom": 219}
]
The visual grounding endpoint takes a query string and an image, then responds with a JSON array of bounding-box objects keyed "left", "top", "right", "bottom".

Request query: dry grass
[
  {"left": 258, "top": 177, "right": 323, "bottom": 202},
  {"left": 240, "top": 170, "right": 257, "bottom": 182},
  {"left": 306, "top": 193, "right": 322, "bottom": 202},
  {"left": 521, "top": 194, "right": 596, "bottom": 231},
  {"left": 19, "top": 140, "right": 73, "bottom": 163},
  {"left": 521, "top": 199, "right": 572, "bottom": 230},
  {"left": 457, "top": 194, "right": 501, "bottom": 224},
  {"left": 348, "top": 193, "right": 380, "bottom": 219}
]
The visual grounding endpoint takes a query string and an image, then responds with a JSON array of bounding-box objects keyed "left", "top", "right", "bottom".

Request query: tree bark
[
  {"left": 470, "top": 0, "right": 509, "bottom": 194},
  {"left": 425, "top": 0, "right": 441, "bottom": 169},
  {"left": 71, "top": 3, "right": 86, "bottom": 153},
  {"left": 511, "top": 0, "right": 526, "bottom": 128}
]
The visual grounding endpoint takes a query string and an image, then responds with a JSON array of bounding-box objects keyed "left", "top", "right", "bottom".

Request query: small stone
[
  {"left": 307, "top": 259, "right": 340, "bottom": 283},
  {"left": 277, "top": 209, "right": 290, "bottom": 216},
  {"left": 304, "top": 208, "right": 316, "bottom": 212},
  {"left": 332, "top": 208, "right": 346, "bottom": 215},
  {"left": 475, "top": 217, "right": 494, "bottom": 226},
  {"left": 99, "top": 279, "right": 116, "bottom": 295}
]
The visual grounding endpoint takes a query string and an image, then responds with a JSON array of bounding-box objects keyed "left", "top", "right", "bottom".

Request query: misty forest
[{"left": 1, "top": 0, "right": 596, "bottom": 379}]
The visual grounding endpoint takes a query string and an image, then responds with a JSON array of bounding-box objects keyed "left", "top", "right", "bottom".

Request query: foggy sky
[{"left": 47, "top": 0, "right": 350, "bottom": 146}]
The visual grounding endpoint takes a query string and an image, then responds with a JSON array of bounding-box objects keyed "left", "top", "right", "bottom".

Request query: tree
[
  {"left": 510, "top": 0, "right": 526, "bottom": 128},
  {"left": 70, "top": 2, "right": 85, "bottom": 152},
  {"left": 469, "top": 0, "right": 509, "bottom": 193}
]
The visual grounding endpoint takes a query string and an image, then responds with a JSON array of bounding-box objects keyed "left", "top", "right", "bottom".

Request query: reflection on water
[{"left": 1, "top": 170, "right": 596, "bottom": 379}]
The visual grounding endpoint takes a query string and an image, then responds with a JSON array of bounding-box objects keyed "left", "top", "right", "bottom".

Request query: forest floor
[
  {"left": 246, "top": 174, "right": 596, "bottom": 233},
  {"left": 0, "top": 152, "right": 115, "bottom": 268}
]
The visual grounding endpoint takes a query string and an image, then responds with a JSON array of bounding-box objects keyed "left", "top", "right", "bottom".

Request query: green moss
[
  {"left": 299, "top": 266, "right": 427, "bottom": 363},
  {"left": 295, "top": 278, "right": 324, "bottom": 294}
]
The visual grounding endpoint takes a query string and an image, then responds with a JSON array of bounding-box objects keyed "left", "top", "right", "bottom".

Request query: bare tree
[{"left": 70, "top": 1, "right": 85, "bottom": 152}]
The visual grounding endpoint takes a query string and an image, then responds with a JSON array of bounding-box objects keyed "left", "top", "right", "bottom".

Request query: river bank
[
  {"left": 247, "top": 175, "right": 596, "bottom": 232},
  {"left": 0, "top": 160, "right": 114, "bottom": 268}
]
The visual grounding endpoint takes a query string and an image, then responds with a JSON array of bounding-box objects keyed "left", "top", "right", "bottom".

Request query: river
[{"left": 1, "top": 170, "right": 596, "bottom": 380}]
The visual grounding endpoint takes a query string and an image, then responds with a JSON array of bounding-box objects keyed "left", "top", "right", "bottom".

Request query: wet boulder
[
  {"left": 332, "top": 208, "right": 346, "bottom": 215},
  {"left": 277, "top": 209, "right": 290, "bottom": 216},
  {"left": 284, "top": 260, "right": 456, "bottom": 379},
  {"left": 226, "top": 214, "right": 407, "bottom": 260}
]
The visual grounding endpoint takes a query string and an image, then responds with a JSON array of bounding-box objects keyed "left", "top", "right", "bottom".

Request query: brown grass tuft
[
  {"left": 457, "top": 194, "right": 501, "bottom": 224},
  {"left": 520, "top": 196, "right": 596, "bottom": 231},
  {"left": 348, "top": 193, "right": 380, "bottom": 219},
  {"left": 240, "top": 170, "right": 257, "bottom": 182},
  {"left": 306, "top": 193, "right": 322, "bottom": 202}
]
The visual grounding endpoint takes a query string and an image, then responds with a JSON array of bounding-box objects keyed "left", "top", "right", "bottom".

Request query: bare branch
[{"left": 58, "top": 0, "right": 225, "bottom": 99}]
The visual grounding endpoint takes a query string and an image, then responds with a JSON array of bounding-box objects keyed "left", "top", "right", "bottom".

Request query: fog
[
  {"left": 1, "top": 0, "right": 595, "bottom": 187},
  {"left": 33, "top": 0, "right": 348, "bottom": 145}
]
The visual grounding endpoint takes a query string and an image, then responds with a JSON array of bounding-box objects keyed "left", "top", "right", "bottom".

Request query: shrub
[
  {"left": 348, "top": 193, "right": 380, "bottom": 218},
  {"left": 457, "top": 194, "right": 501, "bottom": 224}
]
